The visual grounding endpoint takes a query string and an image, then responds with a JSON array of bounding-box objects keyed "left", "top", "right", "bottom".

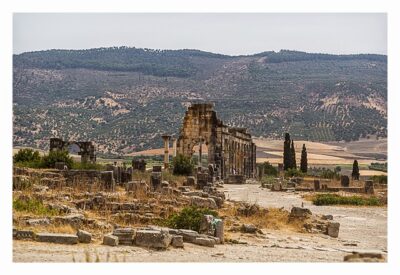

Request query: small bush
[
  {"left": 13, "top": 149, "right": 43, "bottom": 168},
  {"left": 163, "top": 206, "right": 218, "bottom": 232},
  {"left": 258, "top": 161, "right": 278, "bottom": 176},
  {"left": 13, "top": 148, "right": 41, "bottom": 163},
  {"left": 42, "top": 150, "right": 74, "bottom": 168},
  {"left": 172, "top": 154, "right": 194, "bottom": 176},
  {"left": 371, "top": 175, "right": 387, "bottom": 185},
  {"left": 312, "top": 194, "right": 382, "bottom": 206},
  {"left": 285, "top": 168, "right": 304, "bottom": 178},
  {"left": 13, "top": 197, "right": 60, "bottom": 216}
]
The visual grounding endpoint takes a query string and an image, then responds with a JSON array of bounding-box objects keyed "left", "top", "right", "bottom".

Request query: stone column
[
  {"left": 172, "top": 138, "right": 177, "bottom": 157},
  {"left": 162, "top": 135, "right": 171, "bottom": 169}
]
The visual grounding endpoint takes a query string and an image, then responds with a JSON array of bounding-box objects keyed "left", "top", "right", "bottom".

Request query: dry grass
[{"left": 220, "top": 202, "right": 304, "bottom": 233}]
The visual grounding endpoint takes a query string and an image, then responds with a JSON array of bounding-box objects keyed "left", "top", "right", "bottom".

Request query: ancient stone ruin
[
  {"left": 176, "top": 103, "right": 256, "bottom": 182},
  {"left": 50, "top": 138, "right": 96, "bottom": 163}
]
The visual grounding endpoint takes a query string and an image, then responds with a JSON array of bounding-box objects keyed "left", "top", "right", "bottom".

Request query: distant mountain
[{"left": 13, "top": 47, "right": 387, "bottom": 156}]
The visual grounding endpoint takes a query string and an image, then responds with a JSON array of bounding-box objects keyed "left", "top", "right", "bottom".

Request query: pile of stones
[
  {"left": 288, "top": 207, "right": 341, "bottom": 238},
  {"left": 102, "top": 215, "right": 224, "bottom": 249}
]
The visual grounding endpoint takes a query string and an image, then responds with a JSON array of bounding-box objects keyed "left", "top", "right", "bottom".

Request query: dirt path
[{"left": 13, "top": 184, "right": 387, "bottom": 262}]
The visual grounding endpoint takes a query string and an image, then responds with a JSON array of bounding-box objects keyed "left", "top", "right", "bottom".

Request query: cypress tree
[
  {"left": 291, "top": 140, "right": 296, "bottom": 169},
  {"left": 352, "top": 160, "right": 360, "bottom": 180},
  {"left": 283, "top": 133, "right": 291, "bottom": 171},
  {"left": 300, "top": 144, "right": 308, "bottom": 173}
]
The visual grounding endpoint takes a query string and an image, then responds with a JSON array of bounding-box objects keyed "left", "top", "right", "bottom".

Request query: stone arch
[{"left": 50, "top": 138, "right": 96, "bottom": 163}]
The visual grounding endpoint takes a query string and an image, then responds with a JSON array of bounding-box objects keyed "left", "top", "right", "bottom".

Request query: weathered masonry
[
  {"left": 50, "top": 138, "right": 96, "bottom": 163},
  {"left": 177, "top": 103, "right": 256, "bottom": 180}
]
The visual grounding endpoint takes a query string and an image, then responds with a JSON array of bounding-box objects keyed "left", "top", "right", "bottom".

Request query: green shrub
[
  {"left": 285, "top": 168, "right": 304, "bottom": 178},
  {"left": 42, "top": 150, "right": 74, "bottom": 168},
  {"left": 172, "top": 154, "right": 194, "bottom": 176},
  {"left": 163, "top": 206, "right": 218, "bottom": 232},
  {"left": 371, "top": 175, "right": 387, "bottom": 184},
  {"left": 258, "top": 161, "right": 278, "bottom": 176},
  {"left": 312, "top": 194, "right": 382, "bottom": 206},
  {"left": 13, "top": 149, "right": 43, "bottom": 168},
  {"left": 13, "top": 197, "right": 60, "bottom": 216},
  {"left": 13, "top": 148, "right": 41, "bottom": 163}
]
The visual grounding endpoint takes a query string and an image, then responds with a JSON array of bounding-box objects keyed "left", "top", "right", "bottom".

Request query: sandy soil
[{"left": 13, "top": 184, "right": 387, "bottom": 263}]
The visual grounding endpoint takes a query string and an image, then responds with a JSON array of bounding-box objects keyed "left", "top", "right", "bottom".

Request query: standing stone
[
  {"left": 214, "top": 219, "right": 224, "bottom": 244},
  {"left": 326, "top": 222, "right": 340, "bottom": 238},
  {"left": 197, "top": 171, "right": 208, "bottom": 189},
  {"left": 186, "top": 176, "right": 196, "bottom": 186},
  {"left": 314, "top": 179, "right": 320, "bottom": 191},
  {"left": 340, "top": 175, "right": 350, "bottom": 187},
  {"left": 100, "top": 171, "right": 115, "bottom": 191},
  {"left": 365, "top": 180, "right": 375, "bottom": 194},
  {"left": 103, "top": 234, "right": 119, "bottom": 246}
]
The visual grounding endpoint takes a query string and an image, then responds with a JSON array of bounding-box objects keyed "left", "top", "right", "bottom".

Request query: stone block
[
  {"left": 326, "top": 222, "right": 340, "bottom": 238},
  {"left": 314, "top": 180, "right": 320, "bottom": 191},
  {"left": 14, "top": 230, "right": 35, "bottom": 240},
  {"left": 135, "top": 229, "right": 172, "bottom": 249},
  {"left": 171, "top": 235, "right": 184, "bottom": 248},
  {"left": 186, "top": 176, "right": 196, "bottom": 186},
  {"left": 77, "top": 229, "right": 92, "bottom": 243},
  {"left": 26, "top": 218, "right": 50, "bottom": 226},
  {"left": 190, "top": 196, "right": 217, "bottom": 209},
  {"left": 178, "top": 229, "right": 199, "bottom": 242},
  {"left": 241, "top": 223, "right": 257, "bottom": 234},
  {"left": 289, "top": 207, "right": 312, "bottom": 219},
  {"left": 36, "top": 233, "right": 78, "bottom": 245},
  {"left": 194, "top": 237, "right": 215, "bottom": 247},
  {"left": 321, "top": 214, "right": 333, "bottom": 220},
  {"left": 103, "top": 234, "right": 119, "bottom": 246},
  {"left": 54, "top": 213, "right": 85, "bottom": 227},
  {"left": 341, "top": 175, "right": 350, "bottom": 187},
  {"left": 112, "top": 227, "right": 135, "bottom": 245},
  {"left": 365, "top": 180, "right": 375, "bottom": 194}
]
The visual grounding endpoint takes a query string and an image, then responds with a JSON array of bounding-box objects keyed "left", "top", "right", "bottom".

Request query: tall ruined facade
[{"left": 177, "top": 103, "right": 256, "bottom": 179}]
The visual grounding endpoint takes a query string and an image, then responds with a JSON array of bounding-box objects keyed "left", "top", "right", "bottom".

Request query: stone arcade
[{"left": 176, "top": 103, "right": 256, "bottom": 181}]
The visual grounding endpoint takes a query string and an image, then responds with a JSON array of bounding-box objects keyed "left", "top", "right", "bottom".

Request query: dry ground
[{"left": 13, "top": 184, "right": 387, "bottom": 262}]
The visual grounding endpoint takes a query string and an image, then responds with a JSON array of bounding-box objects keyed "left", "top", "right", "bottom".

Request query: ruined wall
[
  {"left": 177, "top": 103, "right": 256, "bottom": 179},
  {"left": 50, "top": 138, "right": 96, "bottom": 163}
]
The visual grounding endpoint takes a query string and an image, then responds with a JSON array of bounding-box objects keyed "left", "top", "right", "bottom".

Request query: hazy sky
[{"left": 13, "top": 13, "right": 387, "bottom": 55}]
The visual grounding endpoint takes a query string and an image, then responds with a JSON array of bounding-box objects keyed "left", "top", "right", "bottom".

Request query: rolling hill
[{"left": 13, "top": 47, "right": 387, "bottom": 156}]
